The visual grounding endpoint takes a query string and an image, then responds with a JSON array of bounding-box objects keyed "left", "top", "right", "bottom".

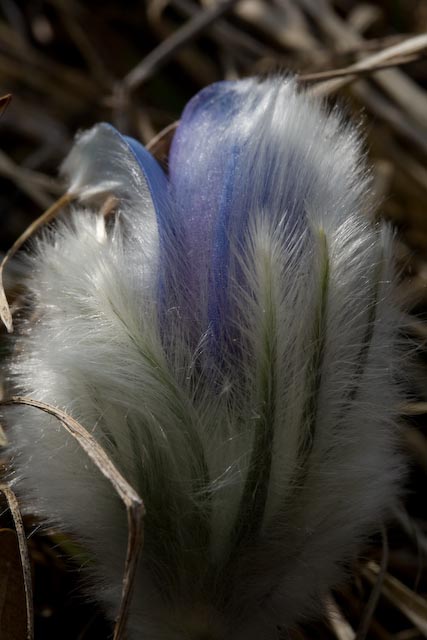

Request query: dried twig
[
  {"left": 0, "top": 484, "right": 34, "bottom": 640},
  {"left": 392, "top": 503, "right": 427, "bottom": 559},
  {"left": 171, "top": 0, "right": 271, "bottom": 59},
  {"left": 362, "top": 560, "right": 427, "bottom": 636},
  {"left": 327, "top": 594, "right": 355, "bottom": 640},
  {"left": 99, "top": 194, "right": 119, "bottom": 221},
  {"left": 355, "top": 526, "right": 389, "bottom": 640},
  {"left": 299, "top": 53, "right": 422, "bottom": 84},
  {"left": 123, "top": 0, "right": 240, "bottom": 90},
  {"left": 0, "top": 93, "right": 11, "bottom": 116},
  {"left": 235, "top": 0, "right": 319, "bottom": 52},
  {"left": 309, "top": 34, "right": 427, "bottom": 95},
  {"left": 0, "top": 396, "right": 145, "bottom": 640},
  {"left": 0, "top": 149, "right": 60, "bottom": 208},
  {"left": 50, "top": 0, "right": 113, "bottom": 89},
  {"left": 400, "top": 402, "right": 427, "bottom": 417},
  {"left": 298, "top": 2, "right": 427, "bottom": 127},
  {"left": 352, "top": 81, "right": 427, "bottom": 158},
  {"left": 146, "top": 120, "right": 179, "bottom": 161},
  {"left": 0, "top": 192, "right": 74, "bottom": 333}
]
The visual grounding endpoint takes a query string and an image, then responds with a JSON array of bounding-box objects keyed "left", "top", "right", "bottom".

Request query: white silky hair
[{"left": 5, "top": 77, "right": 403, "bottom": 640}]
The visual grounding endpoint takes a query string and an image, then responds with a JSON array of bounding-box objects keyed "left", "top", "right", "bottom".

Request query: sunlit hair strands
[{"left": 4, "top": 76, "right": 404, "bottom": 640}]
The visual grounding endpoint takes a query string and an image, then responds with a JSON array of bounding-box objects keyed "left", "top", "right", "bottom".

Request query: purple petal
[{"left": 168, "top": 79, "right": 308, "bottom": 346}]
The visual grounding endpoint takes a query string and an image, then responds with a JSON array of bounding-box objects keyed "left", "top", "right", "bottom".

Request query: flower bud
[{"left": 5, "top": 77, "right": 403, "bottom": 639}]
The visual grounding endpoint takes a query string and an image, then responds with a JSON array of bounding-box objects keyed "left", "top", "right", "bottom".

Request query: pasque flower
[{"left": 5, "top": 77, "right": 402, "bottom": 639}]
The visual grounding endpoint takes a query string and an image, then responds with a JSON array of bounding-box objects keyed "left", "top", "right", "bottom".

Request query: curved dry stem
[
  {"left": 0, "top": 483, "right": 34, "bottom": 640},
  {"left": 1, "top": 396, "right": 145, "bottom": 640},
  {"left": 0, "top": 192, "right": 75, "bottom": 333},
  {"left": 99, "top": 194, "right": 119, "bottom": 219},
  {"left": 300, "top": 53, "right": 420, "bottom": 84},
  {"left": 326, "top": 594, "right": 355, "bottom": 640},
  {"left": 356, "top": 526, "right": 389, "bottom": 640},
  {"left": 123, "top": 0, "right": 239, "bottom": 90},
  {"left": 0, "top": 94, "right": 11, "bottom": 117},
  {"left": 146, "top": 121, "right": 179, "bottom": 160},
  {"left": 308, "top": 33, "right": 427, "bottom": 97}
]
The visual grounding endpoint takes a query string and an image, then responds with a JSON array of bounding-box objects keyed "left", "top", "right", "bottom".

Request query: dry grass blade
[
  {"left": 0, "top": 426, "right": 7, "bottom": 447},
  {"left": 99, "top": 195, "right": 119, "bottom": 220},
  {"left": 0, "top": 192, "right": 74, "bottom": 333},
  {"left": 146, "top": 121, "right": 179, "bottom": 161},
  {"left": 0, "top": 484, "right": 34, "bottom": 640},
  {"left": 402, "top": 427, "right": 427, "bottom": 474},
  {"left": 352, "top": 33, "right": 427, "bottom": 70},
  {"left": 0, "top": 396, "right": 144, "bottom": 640},
  {"left": 51, "top": 1, "right": 113, "bottom": 89},
  {"left": 363, "top": 561, "right": 427, "bottom": 635},
  {"left": 0, "top": 150, "right": 58, "bottom": 208},
  {"left": 399, "top": 402, "right": 427, "bottom": 416},
  {"left": 123, "top": 0, "right": 240, "bottom": 90},
  {"left": 353, "top": 81, "right": 427, "bottom": 157},
  {"left": 0, "top": 94, "right": 11, "bottom": 117},
  {"left": 327, "top": 594, "right": 355, "bottom": 640},
  {"left": 299, "top": 54, "right": 421, "bottom": 83},
  {"left": 299, "top": 2, "right": 427, "bottom": 126},
  {"left": 355, "top": 526, "right": 389, "bottom": 640},
  {"left": 392, "top": 504, "right": 427, "bottom": 559},
  {"left": 171, "top": 0, "right": 271, "bottom": 59},
  {"left": 310, "top": 33, "right": 427, "bottom": 96}
]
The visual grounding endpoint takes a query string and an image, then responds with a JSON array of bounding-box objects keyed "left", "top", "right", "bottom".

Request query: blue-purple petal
[{"left": 168, "top": 79, "right": 308, "bottom": 348}]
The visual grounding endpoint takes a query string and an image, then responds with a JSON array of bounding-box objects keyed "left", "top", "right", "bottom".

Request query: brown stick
[
  {"left": 299, "top": 53, "right": 421, "bottom": 83},
  {"left": 0, "top": 94, "right": 11, "bottom": 117},
  {"left": 0, "top": 192, "right": 75, "bottom": 333},
  {"left": 0, "top": 396, "right": 145, "bottom": 640},
  {"left": 146, "top": 121, "right": 179, "bottom": 161},
  {"left": 356, "top": 526, "right": 389, "bottom": 640},
  {"left": 0, "top": 484, "right": 34, "bottom": 640},
  {"left": 123, "top": 0, "right": 240, "bottom": 90}
]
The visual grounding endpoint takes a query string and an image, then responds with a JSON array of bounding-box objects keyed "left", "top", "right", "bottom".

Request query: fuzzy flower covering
[{"left": 6, "top": 77, "right": 402, "bottom": 639}]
